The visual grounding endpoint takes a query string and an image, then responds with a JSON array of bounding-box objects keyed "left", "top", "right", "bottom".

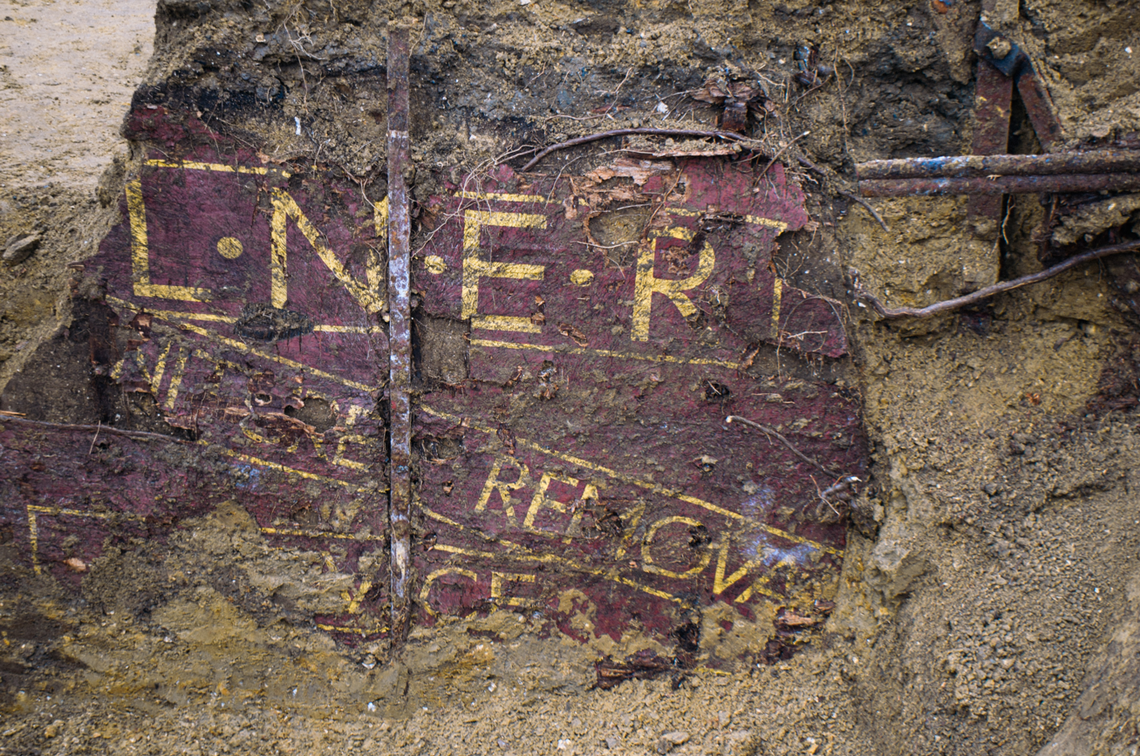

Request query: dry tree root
[
  {"left": 850, "top": 238, "right": 1140, "bottom": 318},
  {"left": 838, "top": 190, "right": 890, "bottom": 232},
  {"left": 725, "top": 414, "right": 839, "bottom": 477},
  {"left": 519, "top": 128, "right": 754, "bottom": 172}
]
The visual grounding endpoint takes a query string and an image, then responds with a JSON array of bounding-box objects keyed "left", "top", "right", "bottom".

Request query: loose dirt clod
[{"left": 2, "top": 234, "right": 41, "bottom": 266}]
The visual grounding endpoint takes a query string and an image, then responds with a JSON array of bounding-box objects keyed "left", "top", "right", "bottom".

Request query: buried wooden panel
[
  {"left": 0, "top": 109, "right": 391, "bottom": 644},
  {"left": 1, "top": 105, "right": 867, "bottom": 658},
  {"left": 413, "top": 160, "right": 866, "bottom": 655}
]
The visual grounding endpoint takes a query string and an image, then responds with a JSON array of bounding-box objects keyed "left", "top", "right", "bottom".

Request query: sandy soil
[{"left": 0, "top": 0, "right": 155, "bottom": 190}]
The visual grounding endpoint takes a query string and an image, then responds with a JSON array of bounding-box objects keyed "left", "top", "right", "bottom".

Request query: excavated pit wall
[{"left": 2, "top": 0, "right": 1140, "bottom": 754}]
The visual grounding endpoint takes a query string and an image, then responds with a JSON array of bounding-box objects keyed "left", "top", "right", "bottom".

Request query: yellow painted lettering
[
  {"left": 343, "top": 580, "right": 372, "bottom": 614},
  {"left": 163, "top": 350, "right": 189, "bottom": 410},
  {"left": 127, "top": 180, "right": 212, "bottom": 302},
  {"left": 474, "top": 456, "right": 531, "bottom": 527},
  {"left": 713, "top": 537, "right": 758, "bottom": 595},
  {"left": 462, "top": 210, "right": 547, "bottom": 333},
  {"left": 419, "top": 567, "right": 480, "bottom": 618},
  {"left": 148, "top": 343, "right": 172, "bottom": 394},
  {"left": 524, "top": 473, "right": 597, "bottom": 543},
  {"left": 270, "top": 189, "right": 384, "bottom": 313},
  {"left": 641, "top": 516, "right": 711, "bottom": 579},
  {"left": 771, "top": 277, "right": 783, "bottom": 339},
  {"left": 712, "top": 537, "right": 781, "bottom": 603},
  {"left": 631, "top": 227, "right": 715, "bottom": 341},
  {"left": 332, "top": 434, "right": 370, "bottom": 471},
  {"left": 613, "top": 499, "right": 647, "bottom": 559},
  {"left": 330, "top": 404, "right": 370, "bottom": 471},
  {"left": 491, "top": 571, "right": 537, "bottom": 608},
  {"left": 371, "top": 198, "right": 388, "bottom": 291}
]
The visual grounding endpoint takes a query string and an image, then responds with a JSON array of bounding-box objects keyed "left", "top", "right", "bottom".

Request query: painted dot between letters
[
  {"left": 217, "top": 237, "right": 244, "bottom": 259},
  {"left": 570, "top": 269, "right": 594, "bottom": 286}
]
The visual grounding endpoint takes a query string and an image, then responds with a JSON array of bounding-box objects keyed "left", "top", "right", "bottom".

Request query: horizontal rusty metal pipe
[
  {"left": 859, "top": 173, "right": 1140, "bottom": 197},
  {"left": 856, "top": 149, "right": 1140, "bottom": 181}
]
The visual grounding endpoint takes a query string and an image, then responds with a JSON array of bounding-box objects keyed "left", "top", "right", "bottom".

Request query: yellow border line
[
  {"left": 470, "top": 338, "right": 741, "bottom": 370},
  {"left": 215, "top": 447, "right": 375, "bottom": 492},
  {"left": 181, "top": 321, "right": 379, "bottom": 392},
  {"left": 665, "top": 206, "right": 788, "bottom": 232},
  {"left": 261, "top": 526, "right": 384, "bottom": 542},
  {"left": 316, "top": 622, "right": 389, "bottom": 636},
  {"left": 26, "top": 505, "right": 147, "bottom": 574},
  {"left": 451, "top": 192, "right": 790, "bottom": 230},
  {"left": 455, "top": 191, "right": 557, "bottom": 204},
  {"left": 419, "top": 403, "right": 839, "bottom": 556},
  {"left": 145, "top": 158, "right": 290, "bottom": 177},
  {"left": 112, "top": 306, "right": 381, "bottom": 334},
  {"left": 422, "top": 507, "right": 685, "bottom": 603},
  {"left": 25, "top": 504, "right": 384, "bottom": 574},
  {"left": 105, "top": 296, "right": 382, "bottom": 393},
  {"left": 427, "top": 537, "right": 684, "bottom": 605}
]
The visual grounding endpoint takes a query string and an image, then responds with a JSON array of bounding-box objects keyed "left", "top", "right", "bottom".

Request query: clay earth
[{"left": 2, "top": 0, "right": 1140, "bottom": 754}]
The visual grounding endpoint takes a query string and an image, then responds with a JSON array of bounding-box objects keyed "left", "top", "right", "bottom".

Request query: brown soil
[{"left": 3, "top": 1, "right": 1140, "bottom": 755}]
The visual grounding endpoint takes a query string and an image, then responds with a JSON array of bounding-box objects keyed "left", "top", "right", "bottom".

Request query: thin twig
[
  {"left": 756, "top": 131, "right": 810, "bottom": 181},
  {"left": 851, "top": 238, "right": 1140, "bottom": 318},
  {"left": 0, "top": 415, "right": 184, "bottom": 444},
  {"left": 641, "top": 171, "right": 684, "bottom": 241},
  {"left": 725, "top": 414, "right": 840, "bottom": 477},
  {"left": 88, "top": 421, "right": 101, "bottom": 454},
  {"left": 520, "top": 128, "right": 750, "bottom": 172},
  {"left": 796, "top": 154, "right": 827, "bottom": 176},
  {"left": 838, "top": 190, "right": 890, "bottom": 232}
]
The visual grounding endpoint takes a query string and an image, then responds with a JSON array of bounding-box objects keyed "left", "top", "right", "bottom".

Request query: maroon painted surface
[
  {"left": 1, "top": 109, "right": 391, "bottom": 643},
  {"left": 416, "top": 163, "right": 846, "bottom": 361},
  {"left": 0, "top": 419, "right": 389, "bottom": 639},
  {"left": 1, "top": 106, "right": 867, "bottom": 657},
  {"left": 412, "top": 162, "right": 864, "bottom": 649},
  {"left": 0, "top": 421, "right": 224, "bottom": 587}
]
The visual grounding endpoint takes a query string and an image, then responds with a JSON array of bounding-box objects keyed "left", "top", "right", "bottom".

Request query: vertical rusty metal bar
[
  {"left": 1015, "top": 63, "right": 1063, "bottom": 151},
  {"left": 967, "top": 0, "right": 1013, "bottom": 238},
  {"left": 967, "top": 58, "right": 1013, "bottom": 237},
  {"left": 386, "top": 23, "right": 412, "bottom": 640}
]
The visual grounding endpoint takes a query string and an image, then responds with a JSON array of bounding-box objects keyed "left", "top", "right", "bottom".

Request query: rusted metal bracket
[
  {"left": 973, "top": 20, "right": 1062, "bottom": 150},
  {"left": 386, "top": 23, "right": 412, "bottom": 640},
  {"left": 968, "top": 16, "right": 1016, "bottom": 236},
  {"left": 859, "top": 171, "right": 1140, "bottom": 197},
  {"left": 856, "top": 5, "right": 1086, "bottom": 208}
]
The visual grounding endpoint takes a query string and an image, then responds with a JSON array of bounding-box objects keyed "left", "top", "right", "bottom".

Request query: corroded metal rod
[
  {"left": 859, "top": 173, "right": 1140, "bottom": 197},
  {"left": 856, "top": 149, "right": 1140, "bottom": 181},
  {"left": 386, "top": 22, "right": 412, "bottom": 640},
  {"left": 851, "top": 238, "right": 1140, "bottom": 319}
]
